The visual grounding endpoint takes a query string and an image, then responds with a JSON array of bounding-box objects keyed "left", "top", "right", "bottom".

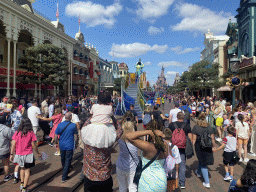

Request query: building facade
[
  {"left": 99, "top": 58, "right": 114, "bottom": 92},
  {"left": 118, "top": 62, "right": 129, "bottom": 77},
  {"left": 173, "top": 73, "right": 180, "bottom": 86},
  {"left": 0, "top": 0, "right": 76, "bottom": 98},
  {"left": 109, "top": 61, "right": 119, "bottom": 79}
]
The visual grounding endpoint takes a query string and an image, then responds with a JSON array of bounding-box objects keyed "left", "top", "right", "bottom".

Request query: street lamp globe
[{"left": 229, "top": 53, "right": 239, "bottom": 74}]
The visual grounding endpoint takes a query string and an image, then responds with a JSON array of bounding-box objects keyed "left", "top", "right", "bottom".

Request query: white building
[{"left": 201, "top": 30, "right": 229, "bottom": 76}]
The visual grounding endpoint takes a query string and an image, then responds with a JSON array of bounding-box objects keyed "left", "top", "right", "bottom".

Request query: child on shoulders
[{"left": 81, "top": 91, "right": 116, "bottom": 148}]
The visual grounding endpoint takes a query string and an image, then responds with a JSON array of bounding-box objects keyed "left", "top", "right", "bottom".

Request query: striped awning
[{"left": 217, "top": 85, "right": 232, "bottom": 92}]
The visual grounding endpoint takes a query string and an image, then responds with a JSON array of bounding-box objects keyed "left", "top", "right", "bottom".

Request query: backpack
[
  {"left": 200, "top": 126, "right": 212, "bottom": 149},
  {"left": 143, "top": 113, "right": 151, "bottom": 125},
  {"left": 181, "top": 106, "right": 190, "bottom": 123},
  {"left": 172, "top": 123, "right": 186, "bottom": 149},
  {"left": 163, "top": 142, "right": 176, "bottom": 180},
  {"left": 185, "top": 137, "right": 194, "bottom": 159}
]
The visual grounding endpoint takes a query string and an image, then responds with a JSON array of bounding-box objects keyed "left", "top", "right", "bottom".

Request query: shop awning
[{"left": 217, "top": 85, "right": 232, "bottom": 92}]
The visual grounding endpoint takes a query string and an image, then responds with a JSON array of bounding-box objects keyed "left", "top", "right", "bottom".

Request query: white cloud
[
  {"left": 171, "top": 46, "right": 200, "bottom": 54},
  {"left": 165, "top": 71, "right": 178, "bottom": 84},
  {"left": 148, "top": 26, "right": 164, "bottom": 35},
  {"left": 158, "top": 61, "right": 184, "bottom": 68},
  {"left": 144, "top": 62, "right": 151, "bottom": 66},
  {"left": 109, "top": 43, "right": 168, "bottom": 58},
  {"left": 132, "top": 0, "right": 175, "bottom": 20},
  {"left": 65, "top": 1, "right": 122, "bottom": 28},
  {"left": 171, "top": 3, "right": 234, "bottom": 33}
]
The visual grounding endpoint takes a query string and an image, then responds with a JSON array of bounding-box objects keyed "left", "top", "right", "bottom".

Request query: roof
[
  {"left": 226, "top": 22, "right": 238, "bottom": 36},
  {"left": 118, "top": 62, "right": 128, "bottom": 69}
]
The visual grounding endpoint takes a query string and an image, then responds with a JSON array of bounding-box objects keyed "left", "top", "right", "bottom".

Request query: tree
[
  {"left": 18, "top": 44, "right": 68, "bottom": 97},
  {"left": 113, "top": 77, "right": 123, "bottom": 93},
  {"left": 174, "top": 60, "right": 224, "bottom": 96}
]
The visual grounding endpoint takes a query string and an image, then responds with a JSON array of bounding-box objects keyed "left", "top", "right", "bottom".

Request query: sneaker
[
  {"left": 48, "top": 142, "right": 53, "bottom": 147},
  {"left": 20, "top": 183, "right": 24, "bottom": 190},
  {"left": 4, "top": 175, "right": 13, "bottom": 182},
  {"left": 224, "top": 176, "right": 232, "bottom": 181},
  {"left": 216, "top": 138, "right": 222, "bottom": 142},
  {"left": 195, "top": 170, "right": 201, "bottom": 178},
  {"left": 203, "top": 182, "right": 210, "bottom": 188},
  {"left": 180, "top": 185, "right": 185, "bottom": 189},
  {"left": 239, "top": 158, "right": 243, "bottom": 162},
  {"left": 244, "top": 158, "right": 250, "bottom": 163},
  {"left": 54, "top": 151, "right": 61, "bottom": 156},
  {"left": 22, "top": 187, "right": 28, "bottom": 192},
  {"left": 248, "top": 153, "right": 256, "bottom": 156},
  {"left": 13, "top": 177, "right": 20, "bottom": 184}
]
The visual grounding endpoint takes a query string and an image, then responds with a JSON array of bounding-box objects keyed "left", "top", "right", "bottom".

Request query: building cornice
[{"left": 1, "top": 0, "right": 76, "bottom": 44}]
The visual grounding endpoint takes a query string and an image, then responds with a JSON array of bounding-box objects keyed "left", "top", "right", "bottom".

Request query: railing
[{"left": 137, "top": 75, "right": 147, "bottom": 111}]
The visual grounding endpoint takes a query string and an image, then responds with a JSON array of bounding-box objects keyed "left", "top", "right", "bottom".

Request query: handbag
[
  {"left": 163, "top": 142, "right": 176, "bottom": 180},
  {"left": 124, "top": 142, "right": 161, "bottom": 186}
]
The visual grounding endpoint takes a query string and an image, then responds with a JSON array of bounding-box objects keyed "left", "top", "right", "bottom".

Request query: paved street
[{"left": 0, "top": 101, "right": 247, "bottom": 192}]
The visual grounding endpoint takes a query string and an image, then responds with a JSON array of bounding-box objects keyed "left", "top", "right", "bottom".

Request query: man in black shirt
[{"left": 169, "top": 112, "right": 192, "bottom": 189}]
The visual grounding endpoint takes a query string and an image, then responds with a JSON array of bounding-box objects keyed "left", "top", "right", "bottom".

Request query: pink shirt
[
  {"left": 90, "top": 104, "right": 113, "bottom": 124},
  {"left": 12, "top": 131, "right": 37, "bottom": 155}
]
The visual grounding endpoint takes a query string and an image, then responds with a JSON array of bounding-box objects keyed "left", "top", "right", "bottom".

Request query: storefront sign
[
  {"left": 0, "top": 67, "right": 34, "bottom": 76},
  {"left": 239, "top": 57, "right": 254, "bottom": 69}
]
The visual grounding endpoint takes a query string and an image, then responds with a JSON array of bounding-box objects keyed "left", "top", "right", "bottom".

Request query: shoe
[
  {"left": 21, "top": 187, "right": 28, "bottom": 192},
  {"left": 180, "top": 185, "right": 185, "bottom": 189},
  {"left": 13, "top": 177, "right": 20, "bottom": 184},
  {"left": 62, "top": 176, "right": 70, "bottom": 183},
  {"left": 203, "top": 182, "right": 210, "bottom": 188},
  {"left": 54, "top": 151, "right": 61, "bottom": 156},
  {"left": 239, "top": 158, "right": 243, "bottom": 162},
  {"left": 244, "top": 158, "right": 250, "bottom": 163},
  {"left": 216, "top": 138, "right": 222, "bottom": 142},
  {"left": 224, "top": 176, "right": 232, "bottom": 181},
  {"left": 4, "top": 175, "right": 13, "bottom": 182},
  {"left": 48, "top": 142, "right": 53, "bottom": 147},
  {"left": 248, "top": 153, "right": 256, "bottom": 156},
  {"left": 20, "top": 183, "right": 24, "bottom": 190},
  {"left": 62, "top": 180, "right": 66, "bottom": 183},
  {"left": 195, "top": 170, "right": 201, "bottom": 178}
]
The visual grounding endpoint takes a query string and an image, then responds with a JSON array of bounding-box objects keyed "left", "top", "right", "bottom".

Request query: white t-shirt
[
  {"left": 27, "top": 106, "right": 41, "bottom": 127},
  {"left": 0, "top": 102, "right": 5, "bottom": 113},
  {"left": 223, "top": 119, "right": 230, "bottom": 127},
  {"left": 62, "top": 113, "right": 80, "bottom": 124},
  {"left": 90, "top": 104, "right": 113, "bottom": 124},
  {"left": 169, "top": 108, "right": 182, "bottom": 122},
  {"left": 223, "top": 136, "right": 237, "bottom": 152},
  {"left": 235, "top": 121, "right": 250, "bottom": 139}
]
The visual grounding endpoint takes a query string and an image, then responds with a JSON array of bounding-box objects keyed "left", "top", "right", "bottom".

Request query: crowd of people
[{"left": 0, "top": 92, "right": 256, "bottom": 192}]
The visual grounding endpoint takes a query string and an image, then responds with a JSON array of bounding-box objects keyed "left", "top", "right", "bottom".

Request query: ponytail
[{"left": 238, "top": 114, "right": 244, "bottom": 126}]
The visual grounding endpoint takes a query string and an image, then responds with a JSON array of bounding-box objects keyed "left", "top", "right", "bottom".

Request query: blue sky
[{"left": 33, "top": 0, "right": 239, "bottom": 86}]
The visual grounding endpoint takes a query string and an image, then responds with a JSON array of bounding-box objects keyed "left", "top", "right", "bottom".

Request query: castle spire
[{"left": 56, "top": 3, "right": 59, "bottom": 22}]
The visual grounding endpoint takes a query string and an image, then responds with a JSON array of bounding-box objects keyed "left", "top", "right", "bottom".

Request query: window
[
  {"left": 120, "top": 71, "right": 122, "bottom": 75},
  {"left": 242, "top": 34, "right": 249, "bottom": 57},
  {"left": 74, "top": 67, "right": 78, "bottom": 74}
]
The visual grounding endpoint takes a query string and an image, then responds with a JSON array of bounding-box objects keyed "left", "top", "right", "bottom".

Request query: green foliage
[
  {"left": 169, "top": 60, "right": 224, "bottom": 95},
  {"left": 18, "top": 44, "right": 68, "bottom": 88},
  {"left": 113, "top": 77, "right": 123, "bottom": 92}
]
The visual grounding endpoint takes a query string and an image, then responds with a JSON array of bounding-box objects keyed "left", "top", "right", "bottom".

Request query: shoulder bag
[
  {"left": 60, "top": 122, "right": 72, "bottom": 137},
  {"left": 124, "top": 142, "right": 161, "bottom": 186}
]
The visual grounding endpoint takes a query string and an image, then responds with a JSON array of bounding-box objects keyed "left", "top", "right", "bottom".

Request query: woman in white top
[
  {"left": 214, "top": 101, "right": 224, "bottom": 142},
  {"left": 236, "top": 114, "right": 250, "bottom": 163},
  {"left": 116, "top": 119, "right": 139, "bottom": 192}
]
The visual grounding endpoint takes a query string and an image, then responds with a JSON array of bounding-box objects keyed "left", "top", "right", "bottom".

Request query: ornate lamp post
[{"left": 229, "top": 53, "right": 240, "bottom": 109}]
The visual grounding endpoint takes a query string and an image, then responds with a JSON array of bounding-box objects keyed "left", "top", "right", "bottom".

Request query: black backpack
[
  {"left": 200, "top": 126, "right": 212, "bottom": 149},
  {"left": 181, "top": 106, "right": 190, "bottom": 123}
]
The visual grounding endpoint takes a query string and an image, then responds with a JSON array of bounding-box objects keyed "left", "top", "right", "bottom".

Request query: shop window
[
  {"left": 120, "top": 71, "right": 122, "bottom": 75},
  {"left": 74, "top": 67, "right": 78, "bottom": 74},
  {"left": 79, "top": 69, "right": 84, "bottom": 75},
  {"left": 242, "top": 34, "right": 249, "bottom": 57}
]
